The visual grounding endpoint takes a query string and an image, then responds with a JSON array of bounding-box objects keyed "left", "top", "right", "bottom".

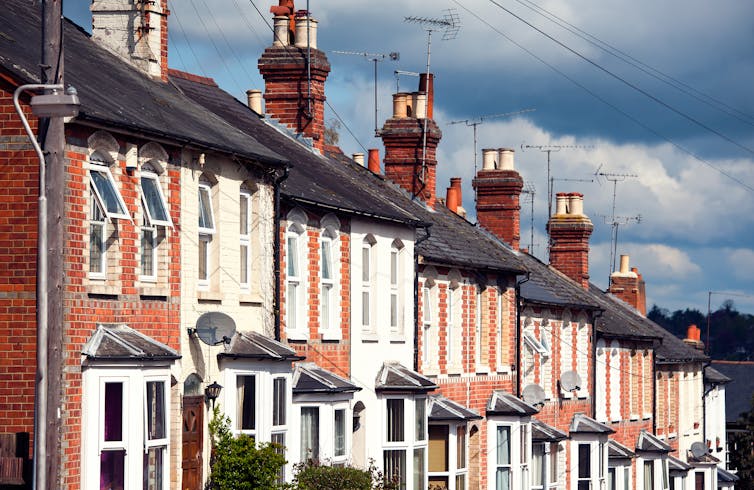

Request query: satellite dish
[
  {"left": 522, "top": 384, "right": 546, "bottom": 407},
  {"left": 690, "top": 441, "right": 708, "bottom": 459},
  {"left": 560, "top": 371, "right": 582, "bottom": 392},
  {"left": 193, "top": 312, "right": 236, "bottom": 346}
]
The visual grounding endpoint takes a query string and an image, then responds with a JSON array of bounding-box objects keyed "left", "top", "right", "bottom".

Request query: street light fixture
[{"left": 205, "top": 381, "right": 223, "bottom": 407}]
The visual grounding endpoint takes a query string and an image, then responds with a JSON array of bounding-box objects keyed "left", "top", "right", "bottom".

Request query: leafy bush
[
  {"left": 206, "top": 406, "right": 288, "bottom": 490},
  {"left": 292, "top": 459, "right": 399, "bottom": 490}
]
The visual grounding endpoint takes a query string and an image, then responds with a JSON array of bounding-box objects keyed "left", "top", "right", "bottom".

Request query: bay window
[
  {"left": 384, "top": 397, "right": 427, "bottom": 489},
  {"left": 428, "top": 424, "right": 468, "bottom": 490},
  {"left": 301, "top": 407, "right": 320, "bottom": 461},
  {"left": 236, "top": 375, "right": 256, "bottom": 435},
  {"left": 496, "top": 426, "right": 512, "bottom": 490},
  {"left": 334, "top": 408, "right": 346, "bottom": 459}
]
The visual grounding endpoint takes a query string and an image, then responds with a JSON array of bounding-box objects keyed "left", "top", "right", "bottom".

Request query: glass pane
[
  {"left": 663, "top": 460, "right": 669, "bottom": 490},
  {"left": 390, "top": 250, "right": 398, "bottom": 285},
  {"left": 423, "top": 288, "right": 431, "bottom": 323},
  {"left": 143, "top": 446, "right": 164, "bottom": 490},
  {"left": 578, "top": 444, "right": 590, "bottom": 478},
  {"left": 624, "top": 467, "right": 630, "bottom": 490},
  {"left": 428, "top": 425, "right": 449, "bottom": 472},
  {"left": 521, "top": 425, "right": 529, "bottom": 463},
  {"left": 301, "top": 407, "right": 320, "bottom": 461},
  {"left": 90, "top": 222, "right": 104, "bottom": 274},
  {"left": 104, "top": 382, "right": 123, "bottom": 442},
  {"left": 549, "top": 444, "right": 558, "bottom": 483},
  {"left": 287, "top": 235, "right": 298, "bottom": 277},
  {"left": 146, "top": 381, "right": 165, "bottom": 440},
  {"left": 390, "top": 294, "right": 398, "bottom": 328},
  {"left": 455, "top": 474, "right": 466, "bottom": 490},
  {"left": 430, "top": 476, "right": 448, "bottom": 489},
  {"left": 239, "top": 193, "right": 249, "bottom": 235},
  {"left": 413, "top": 447, "right": 425, "bottom": 490},
  {"left": 273, "top": 378, "right": 286, "bottom": 426},
  {"left": 321, "top": 284, "right": 331, "bottom": 330},
  {"left": 271, "top": 433, "right": 286, "bottom": 483},
  {"left": 141, "top": 175, "right": 168, "bottom": 223},
  {"left": 383, "top": 450, "right": 406, "bottom": 490},
  {"left": 457, "top": 426, "right": 466, "bottom": 469},
  {"left": 198, "top": 236, "right": 208, "bottom": 281},
  {"left": 334, "top": 409, "right": 346, "bottom": 457},
  {"left": 141, "top": 228, "right": 154, "bottom": 277},
  {"left": 240, "top": 244, "right": 248, "bottom": 284},
  {"left": 415, "top": 399, "right": 426, "bottom": 441},
  {"left": 362, "top": 246, "right": 370, "bottom": 282},
  {"left": 362, "top": 291, "right": 370, "bottom": 326},
  {"left": 386, "top": 399, "right": 404, "bottom": 442},
  {"left": 532, "top": 444, "right": 544, "bottom": 486},
  {"left": 100, "top": 449, "right": 125, "bottom": 490},
  {"left": 321, "top": 240, "right": 332, "bottom": 279},
  {"left": 644, "top": 461, "right": 653, "bottom": 490},
  {"left": 236, "top": 375, "right": 255, "bottom": 430},
  {"left": 496, "top": 426, "right": 510, "bottom": 465},
  {"left": 496, "top": 468, "right": 510, "bottom": 490},
  {"left": 287, "top": 282, "right": 297, "bottom": 330},
  {"left": 198, "top": 186, "right": 213, "bottom": 230},
  {"left": 91, "top": 169, "right": 127, "bottom": 216},
  {"left": 608, "top": 467, "right": 615, "bottom": 490}
]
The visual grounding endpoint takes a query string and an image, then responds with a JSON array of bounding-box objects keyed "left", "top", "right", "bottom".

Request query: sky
[{"left": 64, "top": 0, "right": 754, "bottom": 316}]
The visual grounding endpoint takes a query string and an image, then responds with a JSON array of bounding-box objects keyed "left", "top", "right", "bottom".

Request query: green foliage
[
  {"left": 730, "top": 393, "right": 754, "bottom": 490},
  {"left": 292, "top": 459, "right": 399, "bottom": 490},
  {"left": 207, "top": 406, "right": 288, "bottom": 490}
]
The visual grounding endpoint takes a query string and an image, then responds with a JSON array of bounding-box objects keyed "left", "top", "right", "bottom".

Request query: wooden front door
[{"left": 182, "top": 396, "right": 204, "bottom": 490}]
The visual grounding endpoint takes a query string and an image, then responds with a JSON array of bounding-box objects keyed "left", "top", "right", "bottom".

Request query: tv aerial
[
  {"left": 190, "top": 312, "right": 236, "bottom": 346},
  {"left": 521, "top": 182, "right": 537, "bottom": 255},
  {"left": 522, "top": 383, "right": 546, "bottom": 408},
  {"left": 332, "top": 50, "right": 400, "bottom": 136}
]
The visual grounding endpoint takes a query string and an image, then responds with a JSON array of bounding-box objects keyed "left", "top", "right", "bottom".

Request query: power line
[
  {"left": 450, "top": 0, "right": 754, "bottom": 194},
  {"left": 167, "top": 1, "right": 209, "bottom": 77},
  {"left": 485, "top": 0, "right": 754, "bottom": 158},
  {"left": 203, "top": 1, "right": 257, "bottom": 83}
]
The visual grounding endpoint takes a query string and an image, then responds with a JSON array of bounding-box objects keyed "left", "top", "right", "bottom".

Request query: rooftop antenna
[
  {"left": 394, "top": 70, "right": 420, "bottom": 93},
  {"left": 520, "top": 144, "right": 595, "bottom": 222},
  {"left": 594, "top": 164, "right": 640, "bottom": 280},
  {"left": 404, "top": 9, "right": 461, "bottom": 199},
  {"left": 333, "top": 50, "right": 400, "bottom": 136},
  {"left": 521, "top": 182, "right": 536, "bottom": 255},
  {"left": 448, "top": 109, "right": 536, "bottom": 175}
]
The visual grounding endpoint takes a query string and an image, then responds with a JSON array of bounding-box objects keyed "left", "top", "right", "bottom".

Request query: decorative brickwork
[
  {"left": 473, "top": 169, "right": 524, "bottom": 249},
  {"left": 547, "top": 193, "right": 594, "bottom": 289}
]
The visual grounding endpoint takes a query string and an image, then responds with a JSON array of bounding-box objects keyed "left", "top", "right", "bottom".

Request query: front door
[{"left": 182, "top": 396, "right": 204, "bottom": 490}]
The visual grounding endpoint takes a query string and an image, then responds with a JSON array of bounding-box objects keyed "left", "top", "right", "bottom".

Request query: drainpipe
[
  {"left": 515, "top": 273, "right": 530, "bottom": 397},
  {"left": 590, "top": 309, "right": 604, "bottom": 419},
  {"left": 273, "top": 165, "right": 290, "bottom": 341},
  {"left": 702, "top": 360, "right": 713, "bottom": 447},
  {"left": 413, "top": 225, "right": 432, "bottom": 371}
]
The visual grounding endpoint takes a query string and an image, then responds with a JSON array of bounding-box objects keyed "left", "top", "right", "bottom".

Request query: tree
[
  {"left": 206, "top": 406, "right": 288, "bottom": 490},
  {"left": 730, "top": 394, "right": 754, "bottom": 489},
  {"left": 324, "top": 118, "right": 341, "bottom": 146}
]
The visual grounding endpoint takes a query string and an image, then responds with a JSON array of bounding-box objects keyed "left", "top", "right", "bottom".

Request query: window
[
  {"left": 90, "top": 189, "right": 107, "bottom": 277},
  {"left": 578, "top": 444, "right": 591, "bottom": 490},
  {"left": 271, "top": 377, "right": 287, "bottom": 480},
  {"left": 334, "top": 409, "right": 346, "bottom": 458},
  {"left": 643, "top": 461, "right": 654, "bottom": 490},
  {"left": 415, "top": 398, "right": 426, "bottom": 442},
  {"left": 428, "top": 424, "right": 467, "bottom": 490},
  {"left": 239, "top": 189, "right": 251, "bottom": 289},
  {"left": 387, "top": 399, "right": 405, "bottom": 442},
  {"left": 413, "top": 447, "right": 426, "bottom": 490},
  {"left": 286, "top": 211, "right": 307, "bottom": 339},
  {"left": 320, "top": 236, "right": 335, "bottom": 331},
  {"left": 140, "top": 169, "right": 172, "bottom": 227},
  {"left": 101, "top": 381, "right": 126, "bottom": 488},
  {"left": 140, "top": 211, "right": 157, "bottom": 280},
  {"left": 496, "top": 426, "right": 511, "bottom": 490},
  {"left": 497, "top": 290, "right": 505, "bottom": 371},
  {"left": 361, "top": 236, "right": 375, "bottom": 332},
  {"left": 533, "top": 444, "right": 544, "bottom": 490},
  {"left": 301, "top": 407, "right": 320, "bottom": 461},
  {"left": 662, "top": 460, "right": 669, "bottom": 490},
  {"left": 475, "top": 288, "right": 483, "bottom": 368},
  {"left": 422, "top": 285, "right": 433, "bottom": 367},
  {"left": 520, "top": 424, "right": 530, "bottom": 490},
  {"left": 236, "top": 375, "right": 256, "bottom": 434},
  {"left": 384, "top": 450, "right": 406, "bottom": 489},
  {"left": 457, "top": 425, "right": 467, "bottom": 489},
  {"left": 390, "top": 241, "right": 403, "bottom": 334},
  {"left": 144, "top": 380, "right": 167, "bottom": 490},
  {"left": 88, "top": 154, "right": 130, "bottom": 278},
  {"left": 197, "top": 178, "right": 215, "bottom": 288},
  {"left": 447, "top": 287, "right": 455, "bottom": 368}
]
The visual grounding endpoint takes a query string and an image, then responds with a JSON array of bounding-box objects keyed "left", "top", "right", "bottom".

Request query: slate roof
[
  {"left": 293, "top": 363, "right": 360, "bottom": 394},
  {"left": 428, "top": 395, "right": 482, "bottom": 421},
  {"left": 218, "top": 331, "right": 304, "bottom": 361},
  {"left": 0, "top": 0, "right": 286, "bottom": 166},
  {"left": 717, "top": 467, "right": 739, "bottom": 483},
  {"left": 82, "top": 324, "right": 180, "bottom": 361},
  {"left": 531, "top": 419, "right": 568, "bottom": 442},
  {"left": 667, "top": 455, "right": 691, "bottom": 473},
  {"left": 569, "top": 413, "right": 614, "bottom": 434},
  {"left": 517, "top": 253, "right": 601, "bottom": 310},
  {"left": 635, "top": 430, "right": 672, "bottom": 453},
  {"left": 486, "top": 390, "right": 538, "bottom": 417},
  {"left": 375, "top": 362, "right": 437, "bottom": 393},
  {"left": 710, "top": 360, "right": 754, "bottom": 421},
  {"left": 704, "top": 365, "right": 732, "bottom": 385},
  {"left": 607, "top": 440, "right": 635, "bottom": 459}
]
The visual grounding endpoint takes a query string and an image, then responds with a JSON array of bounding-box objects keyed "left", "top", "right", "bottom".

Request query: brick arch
[
  {"left": 87, "top": 130, "right": 119, "bottom": 163},
  {"left": 139, "top": 142, "right": 169, "bottom": 173}
]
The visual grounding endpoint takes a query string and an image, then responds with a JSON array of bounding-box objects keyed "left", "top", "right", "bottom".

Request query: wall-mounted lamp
[{"left": 205, "top": 381, "right": 222, "bottom": 407}]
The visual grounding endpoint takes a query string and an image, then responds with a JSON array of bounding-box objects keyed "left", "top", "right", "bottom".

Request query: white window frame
[
  {"left": 89, "top": 162, "right": 131, "bottom": 221},
  {"left": 239, "top": 188, "right": 252, "bottom": 290},
  {"left": 390, "top": 241, "right": 404, "bottom": 336},
  {"left": 383, "top": 396, "right": 427, "bottom": 490},
  {"left": 197, "top": 180, "right": 216, "bottom": 289},
  {"left": 570, "top": 437, "right": 608, "bottom": 490},
  {"left": 139, "top": 208, "right": 157, "bottom": 282},
  {"left": 140, "top": 170, "right": 173, "bottom": 228},
  {"left": 89, "top": 188, "right": 107, "bottom": 280},
  {"left": 285, "top": 212, "right": 307, "bottom": 340},
  {"left": 88, "top": 158, "right": 130, "bottom": 280},
  {"left": 497, "top": 289, "right": 507, "bottom": 373},
  {"left": 300, "top": 405, "right": 321, "bottom": 461},
  {"left": 532, "top": 442, "right": 560, "bottom": 490},
  {"left": 361, "top": 236, "right": 376, "bottom": 335},
  {"left": 422, "top": 284, "right": 435, "bottom": 370},
  {"left": 609, "top": 341, "right": 622, "bottom": 422},
  {"left": 428, "top": 423, "right": 468, "bottom": 490},
  {"left": 318, "top": 223, "right": 342, "bottom": 340},
  {"left": 475, "top": 287, "right": 484, "bottom": 371}
]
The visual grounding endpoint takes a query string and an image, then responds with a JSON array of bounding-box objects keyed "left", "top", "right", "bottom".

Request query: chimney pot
[
  {"left": 368, "top": 149, "right": 380, "bottom": 174},
  {"left": 446, "top": 183, "right": 459, "bottom": 213},
  {"left": 498, "top": 148, "right": 515, "bottom": 170},
  {"left": 246, "top": 89, "right": 263, "bottom": 115},
  {"left": 555, "top": 193, "right": 569, "bottom": 215},
  {"left": 273, "top": 15, "right": 290, "bottom": 46},
  {"left": 392, "top": 93, "right": 408, "bottom": 118},
  {"left": 414, "top": 92, "right": 427, "bottom": 119},
  {"left": 569, "top": 192, "right": 584, "bottom": 216},
  {"left": 352, "top": 153, "right": 365, "bottom": 166},
  {"left": 548, "top": 192, "right": 593, "bottom": 289},
  {"left": 684, "top": 324, "right": 705, "bottom": 350},
  {"left": 619, "top": 255, "right": 630, "bottom": 274},
  {"left": 482, "top": 149, "right": 497, "bottom": 170},
  {"left": 419, "top": 73, "right": 434, "bottom": 119},
  {"left": 294, "top": 15, "right": 318, "bottom": 49}
]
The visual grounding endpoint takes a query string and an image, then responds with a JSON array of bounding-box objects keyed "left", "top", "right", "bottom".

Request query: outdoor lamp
[
  {"left": 205, "top": 381, "right": 223, "bottom": 406},
  {"left": 30, "top": 86, "right": 80, "bottom": 118}
]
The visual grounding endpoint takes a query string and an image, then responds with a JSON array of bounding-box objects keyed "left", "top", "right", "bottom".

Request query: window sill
[
  {"left": 642, "top": 414, "right": 652, "bottom": 420},
  {"left": 286, "top": 331, "right": 308, "bottom": 342},
  {"left": 446, "top": 365, "right": 463, "bottom": 376},
  {"left": 321, "top": 330, "right": 342, "bottom": 342},
  {"left": 197, "top": 290, "right": 223, "bottom": 302},
  {"left": 389, "top": 335, "right": 406, "bottom": 344},
  {"left": 475, "top": 365, "right": 489, "bottom": 375},
  {"left": 629, "top": 414, "right": 639, "bottom": 421},
  {"left": 361, "top": 332, "right": 379, "bottom": 343},
  {"left": 139, "top": 285, "right": 169, "bottom": 298},
  {"left": 239, "top": 293, "right": 263, "bottom": 305},
  {"left": 423, "top": 367, "right": 439, "bottom": 377},
  {"left": 496, "top": 365, "right": 511, "bottom": 375},
  {"left": 87, "top": 282, "right": 120, "bottom": 296}
]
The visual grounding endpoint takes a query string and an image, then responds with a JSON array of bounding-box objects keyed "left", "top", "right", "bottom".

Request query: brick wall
[{"left": 473, "top": 169, "right": 524, "bottom": 249}]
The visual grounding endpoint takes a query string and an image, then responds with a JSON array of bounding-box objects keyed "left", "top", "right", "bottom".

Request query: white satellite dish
[
  {"left": 192, "top": 312, "right": 236, "bottom": 346},
  {"left": 690, "top": 441, "right": 708, "bottom": 459},
  {"left": 560, "top": 370, "right": 582, "bottom": 392},
  {"left": 522, "top": 384, "right": 546, "bottom": 407}
]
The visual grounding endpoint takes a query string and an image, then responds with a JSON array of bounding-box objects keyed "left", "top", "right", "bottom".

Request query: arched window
[
  {"left": 197, "top": 174, "right": 216, "bottom": 289},
  {"left": 239, "top": 184, "right": 253, "bottom": 289},
  {"left": 390, "top": 239, "right": 405, "bottom": 335},
  {"left": 361, "top": 234, "right": 376, "bottom": 333},
  {"left": 139, "top": 162, "right": 171, "bottom": 281},
  {"left": 286, "top": 209, "right": 307, "bottom": 339},
  {"left": 319, "top": 214, "right": 341, "bottom": 338}
]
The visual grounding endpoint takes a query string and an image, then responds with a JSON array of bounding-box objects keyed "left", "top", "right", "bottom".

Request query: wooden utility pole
[{"left": 39, "top": 0, "right": 64, "bottom": 487}]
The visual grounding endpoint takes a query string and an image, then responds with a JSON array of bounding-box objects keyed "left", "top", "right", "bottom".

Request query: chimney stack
[
  {"left": 683, "top": 324, "right": 705, "bottom": 351},
  {"left": 259, "top": 1, "right": 331, "bottom": 152},
  {"left": 473, "top": 148, "right": 524, "bottom": 249},
  {"left": 608, "top": 255, "right": 647, "bottom": 315},
  {"left": 381, "top": 75, "right": 442, "bottom": 207},
  {"left": 92, "top": 0, "right": 170, "bottom": 81},
  {"left": 547, "top": 192, "right": 594, "bottom": 289}
]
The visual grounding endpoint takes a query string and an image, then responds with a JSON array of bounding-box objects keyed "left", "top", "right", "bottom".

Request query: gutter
[
  {"left": 273, "top": 166, "right": 290, "bottom": 341},
  {"left": 413, "top": 224, "right": 432, "bottom": 372},
  {"left": 514, "top": 272, "right": 531, "bottom": 397}
]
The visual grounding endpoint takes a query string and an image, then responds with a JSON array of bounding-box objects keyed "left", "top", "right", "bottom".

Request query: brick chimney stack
[
  {"left": 258, "top": 2, "right": 331, "bottom": 152},
  {"left": 547, "top": 192, "right": 594, "bottom": 289},
  {"left": 92, "top": 0, "right": 170, "bottom": 81},
  {"left": 608, "top": 255, "right": 647, "bottom": 315},
  {"left": 473, "top": 148, "right": 524, "bottom": 249},
  {"left": 381, "top": 78, "right": 442, "bottom": 207}
]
